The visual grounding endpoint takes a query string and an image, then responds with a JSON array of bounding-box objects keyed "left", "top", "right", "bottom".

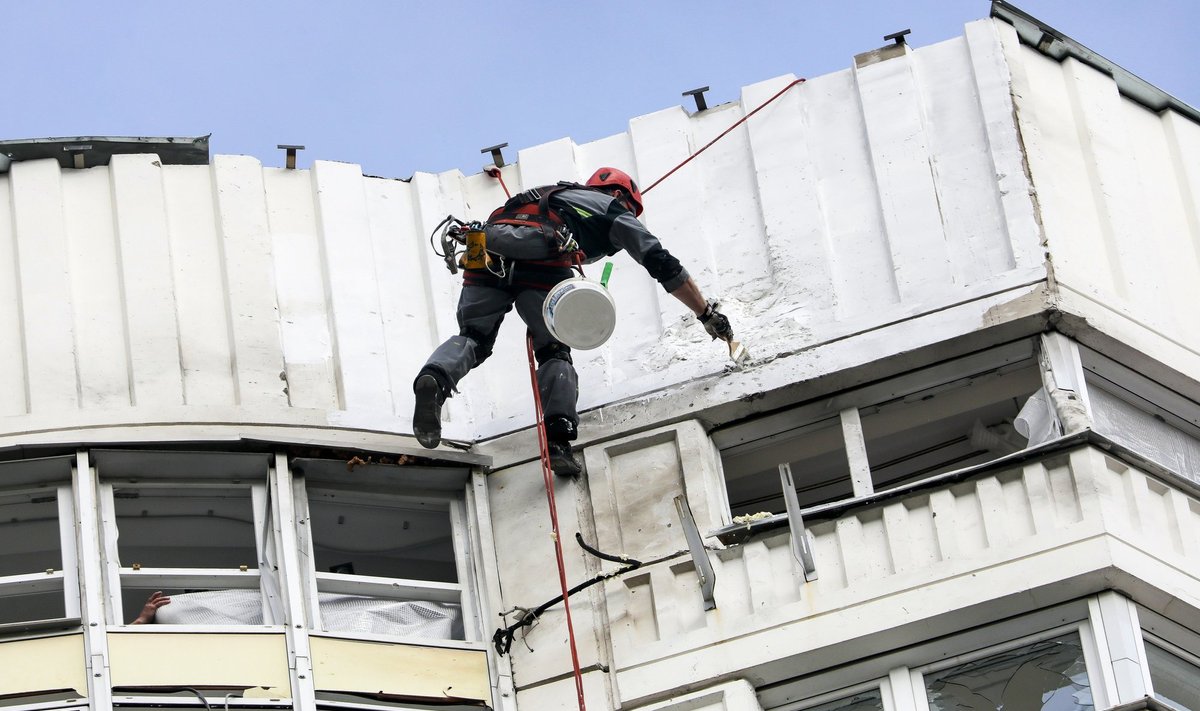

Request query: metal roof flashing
[
  {"left": 990, "top": 1, "right": 1200, "bottom": 126},
  {"left": 0, "top": 135, "right": 210, "bottom": 171}
]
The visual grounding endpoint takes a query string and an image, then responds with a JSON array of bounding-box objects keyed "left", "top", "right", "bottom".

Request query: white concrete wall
[
  {"left": 0, "top": 18, "right": 1045, "bottom": 448},
  {"left": 1000, "top": 22, "right": 1200, "bottom": 382},
  {"left": 489, "top": 426, "right": 1200, "bottom": 708}
]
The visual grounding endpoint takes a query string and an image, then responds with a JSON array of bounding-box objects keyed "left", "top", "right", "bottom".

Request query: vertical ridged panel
[
  {"left": 109, "top": 155, "right": 184, "bottom": 406},
  {"left": 805, "top": 69, "right": 898, "bottom": 319},
  {"left": 617, "top": 572, "right": 659, "bottom": 647},
  {"left": 0, "top": 176, "right": 27, "bottom": 415},
  {"left": 364, "top": 178, "right": 435, "bottom": 418},
  {"left": 914, "top": 37, "right": 1016, "bottom": 283},
  {"left": 929, "top": 489, "right": 961, "bottom": 560},
  {"left": 964, "top": 20, "right": 1040, "bottom": 269},
  {"left": 161, "top": 166, "right": 236, "bottom": 406},
  {"left": 1161, "top": 112, "right": 1200, "bottom": 279},
  {"left": 714, "top": 547, "right": 753, "bottom": 619},
  {"left": 263, "top": 168, "right": 337, "bottom": 411},
  {"left": 9, "top": 160, "right": 78, "bottom": 411},
  {"left": 1011, "top": 49, "right": 1118, "bottom": 294},
  {"left": 1124, "top": 107, "right": 1200, "bottom": 337},
  {"left": 856, "top": 49, "right": 953, "bottom": 300},
  {"left": 998, "top": 468, "right": 1036, "bottom": 539},
  {"left": 1060, "top": 57, "right": 1154, "bottom": 301},
  {"left": 628, "top": 106, "right": 700, "bottom": 332},
  {"left": 61, "top": 169, "right": 129, "bottom": 408},
  {"left": 311, "top": 161, "right": 391, "bottom": 412},
  {"left": 743, "top": 74, "right": 835, "bottom": 323},
  {"left": 687, "top": 102, "right": 773, "bottom": 299},
  {"left": 669, "top": 560, "right": 708, "bottom": 634},
  {"left": 407, "top": 171, "right": 470, "bottom": 434},
  {"left": 211, "top": 155, "right": 287, "bottom": 407}
]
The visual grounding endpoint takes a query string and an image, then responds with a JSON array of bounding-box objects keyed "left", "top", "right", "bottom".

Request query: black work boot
[
  {"left": 413, "top": 373, "right": 447, "bottom": 449},
  {"left": 547, "top": 440, "right": 582, "bottom": 478}
]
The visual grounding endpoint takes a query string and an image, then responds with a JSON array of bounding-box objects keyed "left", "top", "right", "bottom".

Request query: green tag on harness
[{"left": 600, "top": 262, "right": 614, "bottom": 288}]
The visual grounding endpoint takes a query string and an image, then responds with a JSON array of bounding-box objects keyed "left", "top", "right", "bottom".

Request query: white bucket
[{"left": 542, "top": 277, "right": 617, "bottom": 350}]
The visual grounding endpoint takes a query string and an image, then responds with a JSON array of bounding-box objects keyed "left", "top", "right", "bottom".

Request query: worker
[{"left": 412, "top": 167, "right": 735, "bottom": 476}]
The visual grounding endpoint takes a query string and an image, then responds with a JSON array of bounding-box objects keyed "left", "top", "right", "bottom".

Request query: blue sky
[{"left": 8, "top": 1, "right": 1196, "bottom": 178}]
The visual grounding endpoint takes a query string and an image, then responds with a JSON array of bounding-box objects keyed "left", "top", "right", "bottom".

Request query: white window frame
[
  {"left": 1138, "top": 605, "right": 1200, "bottom": 707},
  {"left": 769, "top": 678, "right": 888, "bottom": 711},
  {"left": 759, "top": 599, "right": 1115, "bottom": 711},
  {"left": 293, "top": 472, "right": 481, "bottom": 648},
  {"left": 909, "top": 622, "right": 1108, "bottom": 711},
  {"left": 95, "top": 461, "right": 274, "bottom": 629},
  {"left": 0, "top": 458, "right": 80, "bottom": 628},
  {"left": 716, "top": 338, "right": 1047, "bottom": 516}
]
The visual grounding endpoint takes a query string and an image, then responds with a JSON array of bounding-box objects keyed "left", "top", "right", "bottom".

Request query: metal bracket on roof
[
  {"left": 884, "top": 29, "right": 911, "bottom": 46},
  {"left": 682, "top": 86, "right": 710, "bottom": 112},
  {"left": 673, "top": 495, "right": 716, "bottom": 611},
  {"left": 779, "top": 463, "right": 818, "bottom": 582},
  {"left": 277, "top": 144, "right": 305, "bottom": 169},
  {"left": 481, "top": 143, "right": 508, "bottom": 169}
]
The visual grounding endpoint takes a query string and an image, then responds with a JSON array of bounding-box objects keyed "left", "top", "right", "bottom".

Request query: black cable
[
  {"left": 491, "top": 535, "right": 691, "bottom": 656},
  {"left": 182, "top": 687, "right": 212, "bottom": 711}
]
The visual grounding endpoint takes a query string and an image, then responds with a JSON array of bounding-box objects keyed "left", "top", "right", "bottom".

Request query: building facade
[{"left": 0, "top": 3, "right": 1197, "bottom": 711}]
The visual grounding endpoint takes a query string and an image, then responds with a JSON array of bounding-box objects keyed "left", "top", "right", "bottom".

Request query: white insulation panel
[{"left": 0, "top": 17, "right": 1190, "bottom": 446}]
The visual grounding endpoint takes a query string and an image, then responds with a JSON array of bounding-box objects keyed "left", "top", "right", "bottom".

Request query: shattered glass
[{"left": 925, "top": 634, "right": 1092, "bottom": 711}]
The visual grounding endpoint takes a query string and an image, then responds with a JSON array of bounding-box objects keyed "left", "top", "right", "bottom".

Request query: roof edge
[{"left": 990, "top": 1, "right": 1200, "bottom": 126}]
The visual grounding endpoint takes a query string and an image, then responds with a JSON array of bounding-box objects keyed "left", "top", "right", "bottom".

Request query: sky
[{"left": 7, "top": 1, "right": 1197, "bottom": 179}]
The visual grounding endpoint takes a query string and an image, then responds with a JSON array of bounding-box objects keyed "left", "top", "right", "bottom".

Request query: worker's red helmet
[{"left": 586, "top": 167, "right": 644, "bottom": 216}]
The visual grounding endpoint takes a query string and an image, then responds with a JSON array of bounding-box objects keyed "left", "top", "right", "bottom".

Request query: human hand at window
[{"left": 131, "top": 590, "right": 171, "bottom": 624}]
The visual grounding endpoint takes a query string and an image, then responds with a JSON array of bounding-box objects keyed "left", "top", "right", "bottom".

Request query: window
[
  {"left": 1082, "top": 347, "right": 1200, "bottom": 485},
  {"left": 782, "top": 688, "right": 884, "bottom": 711},
  {"left": 0, "top": 457, "right": 78, "bottom": 627},
  {"left": 923, "top": 634, "right": 1092, "bottom": 711},
  {"left": 716, "top": 340, "right": 1043, "bottom": 516},
  {"left": 292, "top": 458, "right": 476, "bottom": 642},
  {"left": 1145, "top": 642, "right": 1200, "bottom": 711},
  {"left": 94, "top": 450, "right": 274, "bottom": 626}
]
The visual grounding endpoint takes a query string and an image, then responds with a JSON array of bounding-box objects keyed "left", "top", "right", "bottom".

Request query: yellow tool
[{"left": 459, "top": 228, "right": 492, "bottom": 270}]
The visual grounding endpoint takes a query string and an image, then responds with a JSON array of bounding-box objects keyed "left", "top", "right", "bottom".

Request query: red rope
[
  {"left": 641, "top": 77, "right": 806, "bottom": 195},
  {"left": 486, "top": 167, "right": 512, "bottom": 199},
  {"left": 525, "top": 333, "right": 588, "bottom": 711}
]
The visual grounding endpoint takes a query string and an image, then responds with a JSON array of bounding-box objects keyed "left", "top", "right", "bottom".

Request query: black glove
[{"left": 699, "top": 301, "right": 734, "bottom": 341}]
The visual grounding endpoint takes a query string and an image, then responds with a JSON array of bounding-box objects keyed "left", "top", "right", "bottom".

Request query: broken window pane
[
  {"left": 1146, "top": 643, "right": 1200, "bottom": 711},
  {"left": 924, "top": 634, "right": 1092, "bottom": 711}
]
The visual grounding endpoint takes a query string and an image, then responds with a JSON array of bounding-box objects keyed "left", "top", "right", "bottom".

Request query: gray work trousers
[{"left": 418, "top": 277, "right": 580, "bottom": 439}]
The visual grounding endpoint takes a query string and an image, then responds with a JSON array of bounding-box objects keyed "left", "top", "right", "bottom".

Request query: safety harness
[
  {"left": 462, "top": 182, "right": 591, "bottom": 284},
  {"left": 486, "top": 181, "right": 586, "bottom": 244}
]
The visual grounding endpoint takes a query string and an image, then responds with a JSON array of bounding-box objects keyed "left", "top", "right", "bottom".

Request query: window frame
[
  {"left": 758, "top": 599, "right": 1108, "bottom": 711},
  {"left": 909, "top": 623, "right": 1104, "bottom": 711},
  {"left": 0, "top": 456, "right": 81, "bottom": 629},
  {"left": 92, "top": 450, "right": 276, "bottom": 629},
  {"left": 290, "top": 458, "right": 482, "bottom": 648},
  {"left": 716, "top": 338, "right": 1045, "bottom": 517}
]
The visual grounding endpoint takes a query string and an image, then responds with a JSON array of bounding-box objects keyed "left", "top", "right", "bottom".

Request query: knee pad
[
  {"left": 545, "top": 417, "right": 578, "bottom": 442},
  {"left": 534, "top": 342, "right": 573, "bottom": 366}
]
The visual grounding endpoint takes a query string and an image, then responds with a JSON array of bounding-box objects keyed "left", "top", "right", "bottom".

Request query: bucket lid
[{"left": 542, "top": 278, "right": 617, "bottom": 350}]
